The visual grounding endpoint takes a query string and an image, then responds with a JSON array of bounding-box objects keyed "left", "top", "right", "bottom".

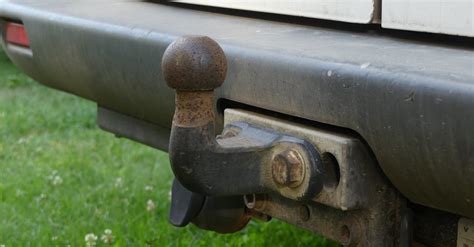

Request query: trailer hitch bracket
[{"left": 162, "top": 36, "right": 324, "bottom": 202}]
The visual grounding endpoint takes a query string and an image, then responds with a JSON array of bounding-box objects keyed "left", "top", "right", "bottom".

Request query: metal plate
[
  {"left": 224, "top": 108, "right": 383, "bottom": 211},
  {"left": 224, "top": 109, "right": 405, "bottom": 246}
]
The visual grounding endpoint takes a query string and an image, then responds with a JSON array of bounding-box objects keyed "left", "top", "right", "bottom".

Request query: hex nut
[{"left": 271, "top": 149, "right": 306, "bottom": 188}]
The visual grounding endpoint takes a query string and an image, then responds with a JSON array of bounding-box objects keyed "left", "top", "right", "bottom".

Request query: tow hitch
[{"left": 162, "top": 36, "right": 409, "bottom": 246}]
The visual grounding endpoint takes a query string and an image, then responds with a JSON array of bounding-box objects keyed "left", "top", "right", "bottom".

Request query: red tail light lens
[{"left": 5, "top": 22, "right": 30, "bottom": 47}]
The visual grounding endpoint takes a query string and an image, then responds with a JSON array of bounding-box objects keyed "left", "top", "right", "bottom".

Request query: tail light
[{"left": 5, "top": 22, "right": 30, "bottom": 48}]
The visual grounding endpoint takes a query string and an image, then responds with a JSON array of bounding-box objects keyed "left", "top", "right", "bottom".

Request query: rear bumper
[{"left": 1, "top": 0, "right": 474, "bottom": 218}]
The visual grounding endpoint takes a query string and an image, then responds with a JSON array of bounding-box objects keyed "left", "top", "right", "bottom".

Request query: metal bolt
[{"left": 271, "top": 149, "right": 306, "bottom": 188}]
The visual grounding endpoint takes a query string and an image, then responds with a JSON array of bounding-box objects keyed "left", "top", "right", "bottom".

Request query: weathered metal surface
[
  {"left": 169, "top": 119, "right": 325, "bottom": 200},
  {"left": 1, "top": 1, "right": 474, "bottom": 218},
  {"left": 224, "top": 109, "right": 384, "bottom": 211},
  {"left": 227, "top": 109, "right": 407, "bottom": 246},
  {"left": 251, "top": 194, "right": 405, "bottom": 246},
  {"left": 162, "top": 32, "right": 407, "bottom": 244},
  {"left": 163, "top": 36, "right": 324, "bottom": 201},
  {"left": 163, "top": 36, "right": 328, "bottom": 233},
  {"left": 162, "top": 36, "right": 227, "bottom": 91},
  {"left": 97, "top": 107, "right": 170, "bottom": 151},
  {"left": 271, "top": 149, "right": 306, "bottom": 188},
  {"left": 173, "top": 91, "right": 215, "bottom": 127}
]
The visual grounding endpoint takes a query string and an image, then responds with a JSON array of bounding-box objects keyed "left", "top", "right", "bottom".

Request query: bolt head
[{"left": 271, "top": 149, "right": 306, "bottom": 188}]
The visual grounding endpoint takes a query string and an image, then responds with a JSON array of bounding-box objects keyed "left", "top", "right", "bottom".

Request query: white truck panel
[
  {"left": 173, "top": 0, "right": 379, "bottom": 24},
  {"left": 382, "top": 0, "right": 474, "bottom": 37}
]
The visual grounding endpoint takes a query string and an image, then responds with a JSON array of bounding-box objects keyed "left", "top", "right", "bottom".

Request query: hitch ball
[{"left": 162, "top": 35, "right": 227, "bottom": 91}]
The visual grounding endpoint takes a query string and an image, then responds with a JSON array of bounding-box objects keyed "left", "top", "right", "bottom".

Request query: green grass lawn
[{"left": 0, "top": 48, "right": 338, "bottom": 246}]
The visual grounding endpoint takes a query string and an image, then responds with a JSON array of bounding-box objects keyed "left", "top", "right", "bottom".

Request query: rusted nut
[
  {"left": 162, "top": 35, "right": 227, "bottom": 91},
  {"left": 271, "top": 149, "right": 306, "bottom": 188}
]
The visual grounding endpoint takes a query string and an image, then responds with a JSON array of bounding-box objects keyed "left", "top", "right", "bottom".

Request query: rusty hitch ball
[
  {"left": 163, "top": 36, "right": 250, "bottom": 233},
  {"left": 162, "top": 35, "right": 227, "bottom": 91},
  {"left": 163, "top": 35, "right": 324, "bottom": 200},
  {"left": 163, "top": 36, "right": 324, "bottom": 234}
]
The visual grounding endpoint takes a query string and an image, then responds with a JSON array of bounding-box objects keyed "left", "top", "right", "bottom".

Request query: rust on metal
[
  {"left": 252, "top": 194, "right": 363, "bottom": 246},
  {"left": 271, "top": 149, "right": 306, "bottom": 188},
  {"left": 173, "top": 91, "right": 215, "bottom": 127},
  {"left": 162, "top": 36, "right": 227, "bottom": 127},
  {"left": 164, "top": 35, "right": 323, "bottom": 201},
  {"left": 162, "top": 35, "right": 227, "bottom": 91},
  {"left": 164, "top": 36, "right": 325, "bottom": 235}
]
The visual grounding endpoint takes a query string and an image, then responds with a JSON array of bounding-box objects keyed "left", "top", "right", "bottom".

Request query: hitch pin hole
[{"left": 322, "top": 152, "right": 341, "bottom": 192}]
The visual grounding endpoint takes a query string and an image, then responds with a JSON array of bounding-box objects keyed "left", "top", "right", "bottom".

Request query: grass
[{"left": 0, "top": 48, "right": 338, "bottom": 246}]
